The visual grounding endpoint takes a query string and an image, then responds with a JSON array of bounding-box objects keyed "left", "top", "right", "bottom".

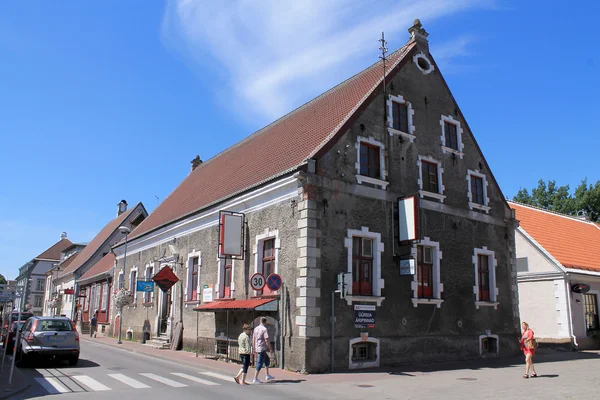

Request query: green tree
[
  {"left": 0, "top": 273, "right": 6, "bottom": 284},
  {"left": 513, "top": 179, "right": 600, "bottom": 222}
]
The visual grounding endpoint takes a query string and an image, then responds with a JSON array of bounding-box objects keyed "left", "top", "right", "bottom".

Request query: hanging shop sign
[
  {"left": 354, "top": 304, "right": 376, "bottom": 329},
  {"left": 64, "top": 288, "right": 75, "bottom": 295},
  {"left": 571, "top": 283, "right": 591, "bottom": 294},
  {"left": 152, "top": 267, "right": 179, "bottom": 293},
  {"left": 136, "top": 280, "right": 155, "bottom": 293}
]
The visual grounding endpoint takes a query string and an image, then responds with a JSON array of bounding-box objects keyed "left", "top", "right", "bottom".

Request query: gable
[{"left": 515, "top": 228, "right": 564, "bottom": 274}]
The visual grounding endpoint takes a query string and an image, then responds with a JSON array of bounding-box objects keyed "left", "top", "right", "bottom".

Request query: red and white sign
[{"left": 250, "top": 273, "right": 266, "bottom": 291}]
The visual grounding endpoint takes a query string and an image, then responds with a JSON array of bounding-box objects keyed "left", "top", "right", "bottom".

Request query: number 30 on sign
[{"left": 250, "top": 273, "right": 266, "bottom": 291}]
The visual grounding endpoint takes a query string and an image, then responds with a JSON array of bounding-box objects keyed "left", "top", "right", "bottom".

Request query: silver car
[{"left": 16, "top": 316, "right": 80, "bottom": 366}]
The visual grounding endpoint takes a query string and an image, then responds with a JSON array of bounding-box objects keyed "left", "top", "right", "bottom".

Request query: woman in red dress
[{"left": 520, "top": 322, "right": 537, "bottom": 378}]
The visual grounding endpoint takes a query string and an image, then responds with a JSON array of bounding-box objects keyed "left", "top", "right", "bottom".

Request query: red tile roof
[
  {"left": 510, "top": 202, "right": 600, "bottom": 272},
  {"left": 79, "top": 253, "right": 114, "bottom": 282},
  {"left": 194, "top": 297, "right": 277, "bottom": 311},
  {"left": 59, "top": 207, "right": 136, "bottom": 278},
  {"left": 36, "top": 238, "right": 73, "bottom": 261},
  {"left": 128, "top": 42, "right": 417, "bottom": 241}
]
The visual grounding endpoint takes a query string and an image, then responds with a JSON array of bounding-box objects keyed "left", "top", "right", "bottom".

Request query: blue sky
[{"left": 1, "top": 0, "right": 598, "bottom": 280}]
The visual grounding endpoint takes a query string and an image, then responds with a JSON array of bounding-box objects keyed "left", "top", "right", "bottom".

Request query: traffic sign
[
  {"left": 266, "top": 273, "right": 282, "bottom": 291},
  {"left": 250, "top": 273, "right": 266, "bottom": 291}
]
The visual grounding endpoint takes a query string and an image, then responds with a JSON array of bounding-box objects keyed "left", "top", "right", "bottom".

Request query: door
[{"left": 160, "top": 289, "right": 172, "bottom": 334}]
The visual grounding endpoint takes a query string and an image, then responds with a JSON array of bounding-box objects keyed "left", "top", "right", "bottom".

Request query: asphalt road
[{"left": 11, "top": 340, "right": 312, "bottom": 400}]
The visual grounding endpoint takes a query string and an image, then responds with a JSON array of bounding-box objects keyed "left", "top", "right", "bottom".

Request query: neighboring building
[
  {"left": 15, "top": 234, "right": 73, "bottom": 316},
  {"left": 52, "top": 200, "right": 147, "bottom": 321},
  {"left": 111, "top": 20, "right": 519, "bottom": 372},
  {"left": 44, "top": 243, "right": 86, "bottom": 316},
  {"left": 510, "top": 201, "right": 600, "bottom": 349},
  {"left": 77, "top": 253, "right": 116, "bottom": 334}
]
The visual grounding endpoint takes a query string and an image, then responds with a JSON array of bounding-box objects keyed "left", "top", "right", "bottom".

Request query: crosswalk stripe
[
  {"left": 108, "top": 373, "right": 151, "bottom": 389},
  {"left": 171, "top": 373, "right": 220, "bottom": 386},
  {"left": 35, "top": 377, "right": 69, "bottom": 394},
  {"left": 72, "top": 375, "right": 112, "bottom": 391},
  {"left": 199, "top": 371, "right": 235, "bottom": 382},
  {"left": 140, "top": 373, "right": 188, "bottom": 387}
]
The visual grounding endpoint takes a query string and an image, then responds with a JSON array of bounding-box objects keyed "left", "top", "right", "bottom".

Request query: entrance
[{"left": 159, "top": 288, "right": 172, "bottom": 334}]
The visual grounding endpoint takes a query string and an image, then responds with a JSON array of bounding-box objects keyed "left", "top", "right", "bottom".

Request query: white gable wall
[{"left": 515, "top": 229, "right": 563, "bottom": 274}]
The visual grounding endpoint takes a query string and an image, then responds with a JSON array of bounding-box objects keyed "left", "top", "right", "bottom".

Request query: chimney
[
  {"left": 576, "top": 210, "right": 590, "bottom": 221},
  {"left": 190, "top": 155, "right": 203, "bottom": 173},
  {"left": 408, "top": 18, "right": 429, "bottom": 51},
  {"left": 60, "top": 232, "right": 67, "bottom": 240},
  {"left": 117, "top": 200, "right": 128, "bottom": 217}
]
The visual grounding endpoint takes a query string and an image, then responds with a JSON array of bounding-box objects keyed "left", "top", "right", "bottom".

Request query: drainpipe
[{"left": 564, "top": 275, "right": 578, "bottom": 348}]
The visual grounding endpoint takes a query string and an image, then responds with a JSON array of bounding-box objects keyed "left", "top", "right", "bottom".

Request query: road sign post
[{"left": 266, "top": 274, "right": 282, "bottom": 292}]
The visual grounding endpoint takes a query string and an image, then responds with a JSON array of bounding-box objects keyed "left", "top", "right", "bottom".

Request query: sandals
[
  {"left": 531, "top": 373, "right": 537, "bottom": 378},
  {"left": 234, "top": 377, "right": 240, "bottom": 384},
  {"left": 523, "top": 374, "right": 529, "bottom": 379}
]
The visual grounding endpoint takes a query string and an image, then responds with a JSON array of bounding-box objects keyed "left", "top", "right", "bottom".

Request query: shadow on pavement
[
  {"left": 18, "top": 357, "right": 100, "bottom": 369},
  {"left": 270, "top": 379, "right": 306, "bottom": 384}
]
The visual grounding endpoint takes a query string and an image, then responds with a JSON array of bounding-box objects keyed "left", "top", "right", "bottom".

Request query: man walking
[
  {"left": 252, "top": 317, "right": 274, "bottom": 384},
  {"left": 90, "top": 310, "right": 98, "bottom": 338}
]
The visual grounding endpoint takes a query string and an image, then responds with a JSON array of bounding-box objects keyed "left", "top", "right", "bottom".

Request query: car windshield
[{"left": 38, "top": 320, "right": 72, "bottom": 332}]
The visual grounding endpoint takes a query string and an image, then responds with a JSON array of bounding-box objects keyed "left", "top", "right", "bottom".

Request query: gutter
[{"left": 564, "top": 275, "right": 578, "bottom": 348}]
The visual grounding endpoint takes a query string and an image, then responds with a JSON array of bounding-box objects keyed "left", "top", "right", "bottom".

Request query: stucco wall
[
  {"left": 517, "top": 279, "right": 566, "bottom": 340},
  {"left": 515, "top": 230, "right": 561, "bottom": 273}
]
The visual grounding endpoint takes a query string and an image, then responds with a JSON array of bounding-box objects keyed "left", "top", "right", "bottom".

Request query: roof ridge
[{"left": 508, "top": 200, "right": 596, "bottom": 225}]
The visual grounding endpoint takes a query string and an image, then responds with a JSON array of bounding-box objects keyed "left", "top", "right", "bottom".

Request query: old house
[
  {"left": 44, "top": 242, "right": 86, "bottom": 316},
  {"left": 50, "top": 200, "right": 147, "bottom": 322},
  {"left": 510, "top": 201, "right": 600, "bottom": 349},
  {"left": 111, "top": 20, "right": 519, "bottom": 372}
]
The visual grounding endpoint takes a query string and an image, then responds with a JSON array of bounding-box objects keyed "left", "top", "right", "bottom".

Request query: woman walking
[
  {"left": 234, "top": 324, "right": 252, "bottom": 385},
  {"left": 520, "top": 321, "right": 537, "bottom": 378}
]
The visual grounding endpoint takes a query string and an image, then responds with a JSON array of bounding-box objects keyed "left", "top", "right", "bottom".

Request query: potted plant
[{"left": 114, "top": 288, "right": 134, "bottom": 308}]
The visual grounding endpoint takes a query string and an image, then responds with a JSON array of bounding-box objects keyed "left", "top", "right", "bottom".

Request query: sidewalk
[
  {"left": 81, "top": 335, "right": 306, "bottom": 382},
  {"left": 0, "top": 351, "right": 31, "bottom": 400}
]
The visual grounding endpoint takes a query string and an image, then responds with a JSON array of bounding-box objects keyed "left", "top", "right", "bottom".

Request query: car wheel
[{"left": 68, "top": 356, "right": 78, "bottom": 366}]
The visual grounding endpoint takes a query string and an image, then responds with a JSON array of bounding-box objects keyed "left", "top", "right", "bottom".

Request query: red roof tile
[
  {"left": 79, "top": 253, "right": 114, "bottom": 282},
  {"left": 194, "top": 297, "right": 277, "bottom": 311},
  {"left": 36, "top": 238, "right": 73, "bottom": 261},
  {"left": 59, "top": 207, "right": 136, "bottom": 278},
  {"left": 510, "top": 202, "right": 600, "bottom": 272},
  {"left": 129, "top": 42, "right": 416, "bottom": 241}
]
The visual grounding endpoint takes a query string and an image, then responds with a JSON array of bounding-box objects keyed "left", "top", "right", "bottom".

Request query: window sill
[
  {"left": 475, "top": 301, "right": 499, "bottom": 310},
  {"left": 469, "top": 202, "right": 491, "bottom": 213},
  {"left": 411, "top": 298, "right": 444, "bottom": 308},
  {"left": 355, "top": 175, "right": 389, "bottom": 190},
  {"left": 142, "top": 302, "right": 154, "bottom": 308},
  {"left": 441, "top": 146, "right": 464, "bottom": 159},
  {"left": 344, "top": 295, "right": 385, "bottom": 306},
  {"left": 185, "top": 300, "right": 201, "bottom": 308},
  {"left": 418, "top": 190, "right": 446, "bottom": 203},
  {"left": 387, "top": 127, "right": 415, "bottom": 143}
]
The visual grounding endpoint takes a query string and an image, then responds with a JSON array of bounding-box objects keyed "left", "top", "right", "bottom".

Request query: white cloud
[{"left": 161, "top": 0, "right": 493, "bottom": 123}]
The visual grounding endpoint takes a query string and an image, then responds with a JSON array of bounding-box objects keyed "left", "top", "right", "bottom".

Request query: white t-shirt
[{"left": 253, "top": 324, "right": 269, "bottom": 353}]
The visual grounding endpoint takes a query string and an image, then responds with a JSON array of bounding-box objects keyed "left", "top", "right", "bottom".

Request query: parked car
[
  {"left": 15, "top": 316, "right": 79, "bottom": 366},
  {"left": 1, "top": 311, "right": 33, "bottom": 343},
  {"left": 3, "top": 321, "right": 27, "bottom": 355}
]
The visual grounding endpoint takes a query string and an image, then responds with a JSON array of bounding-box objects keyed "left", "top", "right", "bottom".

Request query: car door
[{"left": 19, "top": 319, "right": 32, "bottom": 350}]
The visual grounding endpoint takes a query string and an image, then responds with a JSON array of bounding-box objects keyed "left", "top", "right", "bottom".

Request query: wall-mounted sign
[
  {"left": 354, "top": 304, "right": 376, "bottom": 329},
  {"left": 398, "top": 195, "right": 419, "bottom": 244},
  {"left": 136, "top": 280, "right": 155, "bottom": 293},
  {"left": 571, "top": 283, "right": 591, "bottom": 294},
  {"left": 64, "top": 288, "right": 75, "bottom": 295},
  {"left": 152, "top": 267, "right": 179, "bottom": 292},
  {"left": 400, "top": 258, "right": 415, "bottom": 275},
  {"left": 202, "top": 284, "right": 214, "bottom": 303},
  {"left": 218, "top": 210, "right": 245, "bottom": 259}
]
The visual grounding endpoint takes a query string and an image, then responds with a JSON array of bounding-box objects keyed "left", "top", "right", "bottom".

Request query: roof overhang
[{"left": 193, "top": 297, "right": 278, "bottom": 312}]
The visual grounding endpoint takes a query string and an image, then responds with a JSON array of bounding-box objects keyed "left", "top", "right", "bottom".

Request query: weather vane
[{"left": 379, "top": 32, "right": 388, "bottom": 129}]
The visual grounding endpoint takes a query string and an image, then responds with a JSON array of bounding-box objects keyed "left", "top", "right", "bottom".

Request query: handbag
[{"left": 525, "top": 338, "right": 537, "bottom": 349}]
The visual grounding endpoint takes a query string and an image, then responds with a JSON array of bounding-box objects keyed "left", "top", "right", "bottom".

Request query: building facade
[
  {"left": 111, "top": 21, "right": 520, "bottom": 372},
  {"left": 511, "top": 202, "right": 600, "bottom": 350}
]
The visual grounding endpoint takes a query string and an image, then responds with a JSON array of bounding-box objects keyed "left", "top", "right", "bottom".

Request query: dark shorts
[
  {"left": 240, "top": 354, "right": 250, "bottom": 373},
  {"left": 256, "top": 351, "right": 270, "bottom": 371}
]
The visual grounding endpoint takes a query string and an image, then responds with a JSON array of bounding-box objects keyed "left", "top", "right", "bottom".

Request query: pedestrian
[
  {"left": 252, "top": 317, "right": 274, "bottom": 384},
  {"left": 234, "top": 324, "right": 252, "bottom": 385},
  {"left": 90, "top": 310, "right": 98, "bottom": 338},
  {"left": 520, "top": 321, "right": 537, "bottom": 378}
]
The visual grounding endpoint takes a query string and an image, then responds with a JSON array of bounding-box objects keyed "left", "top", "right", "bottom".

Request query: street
[{"left": 3, "top": 339, "right": 600, "bottom": 400}]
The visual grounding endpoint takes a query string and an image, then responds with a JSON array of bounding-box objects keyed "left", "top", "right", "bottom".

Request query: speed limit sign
[{"left": 250, "top": 273, "right": 266, "bottom": 291}]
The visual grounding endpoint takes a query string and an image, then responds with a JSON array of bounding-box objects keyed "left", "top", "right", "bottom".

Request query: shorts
[
  {"left": 240, "top": 354, "right": 250, "bottom": 373},
  {"left": 256, "top": 351, "right": 270, "bottom": 371}
]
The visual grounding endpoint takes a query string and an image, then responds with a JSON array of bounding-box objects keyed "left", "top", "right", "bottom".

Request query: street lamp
[{"left": 117, "top": 226, "right": 131, "bottom": 345}]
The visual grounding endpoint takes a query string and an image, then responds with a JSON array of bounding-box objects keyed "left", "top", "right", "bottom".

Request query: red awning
[{"left": 193, "top": 298, "right": 277, "bottom": 312}]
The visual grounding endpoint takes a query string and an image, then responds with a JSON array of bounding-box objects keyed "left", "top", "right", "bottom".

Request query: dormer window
[
  {"left": 387, "top": 94, "right": 415, "bottom": 142},
  {"left": 355, "top": 136, "right": 389, "bottom": 190}
]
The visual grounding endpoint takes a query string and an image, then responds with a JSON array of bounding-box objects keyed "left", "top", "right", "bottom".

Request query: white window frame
[
  {"left": 413, "top": 52, "right": 435, "bottom": 75},
  {"left": 36, "top": 279, "right": 44, "bottom": 291},
  {"left": 129, "top": 266, "right": 138, "bottom": 304},
  {"left": 34, "top": 295, "right": 43, "bottom": 308},
  {"left": 349, "top": 336, "right": 380, "bottom": 370},
  {"left": 410, "top": 237, "right": 444, "bottom": 307},
  {"left": 343, "top": 227, "right": 385, "bottom": 306},
  {"left": 417, "top": 155, "right": 446, "bottom": 202},
  {"left": 467, "top": 169, "right": 491, "bottom": 213},
  {"left": 118, "top": 270, "right": 124, "bottom": 289},
  {"left": 386, "top": 94, "right": 415, "bottom": 142},
  {"left": 440, "top": 115, "right": 464, "bottom": 158},
  {"left": 144, "top": 264, "right": 154, "bottom": 305},
  {"left": 252, "top": 229, "right": 281, "bottom": 295},
  {"left": 101, "top": 282, "right": 109, "bottom": 311},
  {"left": 216, "top": 256, "right": 236, "bottom": 299},
  {"left": 355, "top": 136, "right": 389, "bottom": 190},
  {"left": 473, "top": 246, "right": 499, "bottom": 309},
  {"left": 185, "top": 250, "right": 202, "bottom": 302}
]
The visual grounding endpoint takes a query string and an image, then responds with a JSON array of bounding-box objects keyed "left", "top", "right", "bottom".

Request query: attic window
[{"left": 413, "top": 53, "right": 434, "bottom": 75}]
